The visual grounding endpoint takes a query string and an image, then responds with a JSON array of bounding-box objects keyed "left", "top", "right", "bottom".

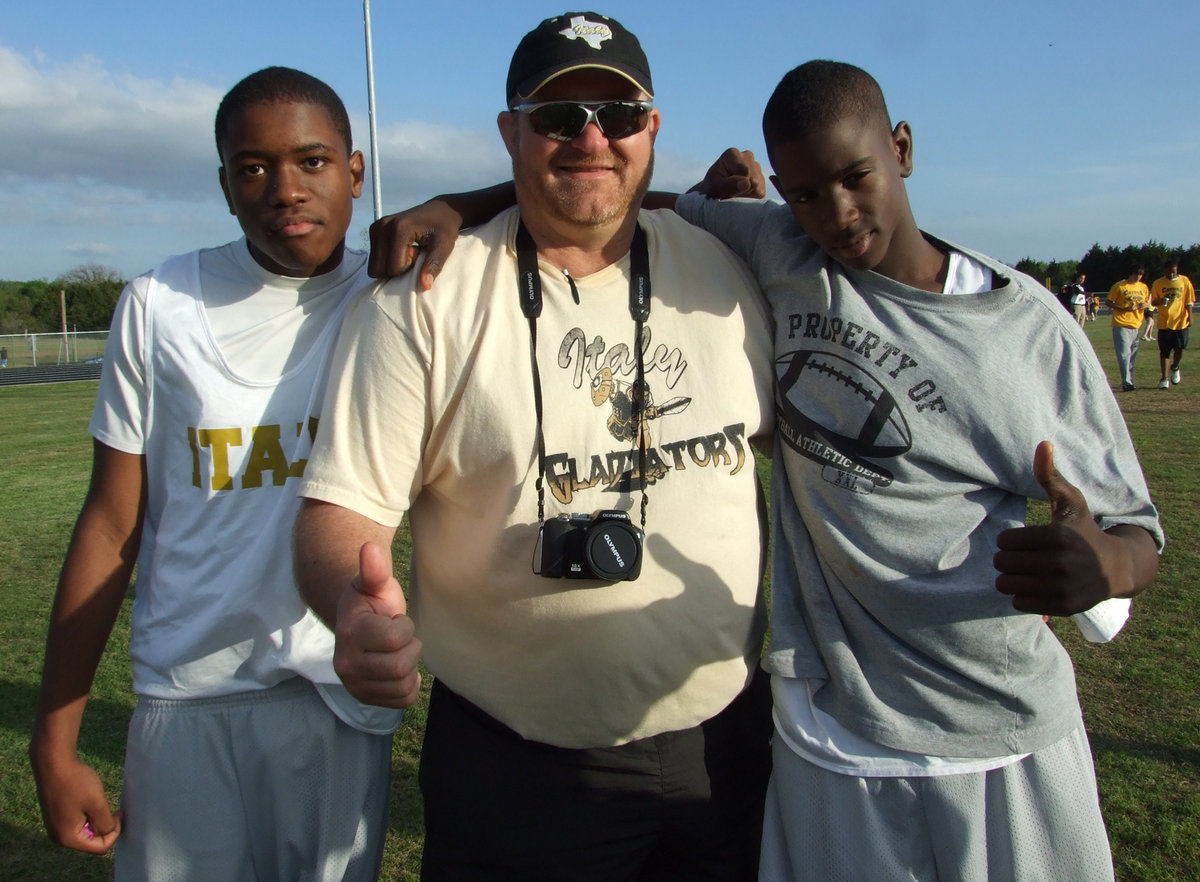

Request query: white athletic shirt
[{"left": 91, "top": 238, "right": 399, "bottom": 734}]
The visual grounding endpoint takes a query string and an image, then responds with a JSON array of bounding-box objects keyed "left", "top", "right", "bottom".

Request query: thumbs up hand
[
  {"left": 344, "top": 540, "right": 408, "bottom": 619},
  {"left": 994, "top": 441, "right": 1136, "bottom": 617},
  {"left": 332, "top": 541, "right": 423, "bottom": 708}
]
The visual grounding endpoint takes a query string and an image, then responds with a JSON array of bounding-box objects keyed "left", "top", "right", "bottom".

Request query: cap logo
[{"left": 558, "top": 15, "right": 613, "bottom": 50}]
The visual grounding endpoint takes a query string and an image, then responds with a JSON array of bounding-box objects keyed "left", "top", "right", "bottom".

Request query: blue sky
[{"left": 2, "top": 0, "right": 1197, "bottom": 282}]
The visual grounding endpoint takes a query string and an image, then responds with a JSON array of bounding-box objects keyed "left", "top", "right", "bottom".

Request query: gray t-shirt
[{"left": 677, "top": 194, "right": 1162, "bottom": 757}]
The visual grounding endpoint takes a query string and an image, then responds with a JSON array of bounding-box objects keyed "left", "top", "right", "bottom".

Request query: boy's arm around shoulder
[
  {"left": 994, "top": 442, "right": 1159, "bottom": 617},
  {"left": 29, "top": 441, "right": 146, "bottom": 854},
  {"left": 642, "top": 147, "right": 768, "bottom": 209},
  {"left": 294, "top": 499, "right": 422, "bottom": 709},
  {"left": 367, "top": 182, "right": 518, "bottom": 286},
  {"left": 670, "top": 148, "right": 793, "bottom": 268}
]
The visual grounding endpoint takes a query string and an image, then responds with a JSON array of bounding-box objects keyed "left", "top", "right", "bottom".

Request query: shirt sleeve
[
  {"left": 89, "top": 276, "right": 151, "bottom": 454},
  {"left": 1042, "top": 328, "right": 1163, "bottom": 549},
  {"left": 675, "top": 193, "right": 781, "bottom": 266},
  {"left": 300, "top": 282, "right": 430, "bottom": 528}
]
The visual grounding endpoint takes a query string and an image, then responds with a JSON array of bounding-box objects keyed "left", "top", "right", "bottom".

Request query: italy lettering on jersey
[{"left": 187, "top": 417, "right": 319, "bottom": 491}]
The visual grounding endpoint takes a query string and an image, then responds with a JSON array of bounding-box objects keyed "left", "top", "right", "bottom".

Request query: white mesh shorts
[
  {"left": 114, "top": 677, "right": 393, "bottom": 882},
  {"left": 759, "top": 725, "right": 1114, "bottom": 881}
]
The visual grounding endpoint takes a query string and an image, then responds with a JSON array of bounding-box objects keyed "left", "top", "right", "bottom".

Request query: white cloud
[
  {"left": 367, "top": 120, "right": 510, "bottom": 213},
  {"left": 64, "top": 242, "right": 117, "bottom": 257},
  {"left": 2, "top": 43, "right": 722, "bottom": 219},
  {"left": 0, "top": 46, "right": 519, "bottom": 279},
  {"left": 0, "top": 46, "right": 218, "bottom": 199}
]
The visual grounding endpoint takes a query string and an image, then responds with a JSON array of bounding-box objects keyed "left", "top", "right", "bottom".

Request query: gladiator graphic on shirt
[
  {"left": 541, "top": 324, "right": 751, "bottom": 506},
  {"left": 590, "top": 368, "right": 691, "bottom": 447}
]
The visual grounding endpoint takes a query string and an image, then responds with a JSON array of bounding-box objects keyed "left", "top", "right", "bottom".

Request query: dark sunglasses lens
[
  {"left": 528, "top": 104, "right": 589, "bottom": 140},
  {"left": 596, "top": 104, "right": 648, "bottom": 139},
  {"left": 525, "top": 103, "right": 649, "bottom": 141}
]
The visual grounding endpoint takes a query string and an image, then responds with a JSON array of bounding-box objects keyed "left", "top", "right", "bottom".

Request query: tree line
[
  {"left": 0, "top": 264, "right": 126, "bottom": 334},
  {"left": 1015, "top": 240, "right": 1200, "bottom": 293},
  {"left": 2, "top": 241, "right": 1197, "bottom": 334}
]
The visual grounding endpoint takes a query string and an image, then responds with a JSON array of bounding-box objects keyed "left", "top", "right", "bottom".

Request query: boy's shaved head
[
  {"left": 215, "top": 66, "right": 352, "bottom": 161},
  {"left": 763, "top": 58, "right": 947, "bottom": 289},
  {"left": 763, "top": 60, "right": 891, "bottom": 161}
]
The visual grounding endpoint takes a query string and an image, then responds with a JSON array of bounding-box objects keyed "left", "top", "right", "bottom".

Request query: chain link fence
[{"left": 0, "top": 331, "right": 108, "bottom": 369}]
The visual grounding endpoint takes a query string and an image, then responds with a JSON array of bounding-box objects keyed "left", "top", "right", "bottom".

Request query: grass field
[{"left": 1, "top": 318, "right": 1197, "bottom": 881}]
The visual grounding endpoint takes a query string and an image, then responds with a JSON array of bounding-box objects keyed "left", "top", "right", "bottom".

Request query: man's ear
[
  {"left": 349, "top": 150, "right": 366, "bottom": 199},
  {"left": 646, "top": 107, "right": 662, "bottom": 144},
  {"left": 892, "top": 121, "right": 914, "bottom": 178},
  {"left": 218, "top": 166, "right": 236, "bottom": 216},
  {"left": 498, "top": 110, "right": 519, "bottom": 159}
]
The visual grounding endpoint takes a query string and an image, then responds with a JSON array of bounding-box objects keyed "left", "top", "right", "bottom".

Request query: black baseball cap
[{"left": 506, "top": 12, "right": 654, "bottom": 105}]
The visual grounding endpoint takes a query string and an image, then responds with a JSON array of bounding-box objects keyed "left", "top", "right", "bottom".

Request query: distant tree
[
  {"left": 1080, "top": 241, "right": 1200, "bottom": 291},
  {"left": 1180, "top": 246, "right": 1200, "bottom": 279},
  {"left": 1046, "top": 259, "right": 1080, "bottom": 291},
  {"left": 29, "top": 264, "right": 128, "bottom": 331},
  {"left": 1013, "top": 258, "right": 1080, "bottom": 292},
  {"left": 1079, "top": 244, "right": 1125, "bottom": 291},
  {"left": 0, "top": 279, "right": 54, "bottom": 333},
  {"left": 0, "top": 301, "right": 34, "bottom": 335},
  {"left": 1133, "top": 241, "right": 1174, "bottom": 280},
  {"left": 1014, "top": 258, "right": 1049, "bottom": 285},
  {"left": 57, "top": 263, "right": 124, "bottom": 287}
]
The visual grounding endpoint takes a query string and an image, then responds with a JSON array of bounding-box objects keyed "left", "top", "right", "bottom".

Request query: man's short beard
[{"left": 514, "top": 151, "right": 655, "bottom": 229}]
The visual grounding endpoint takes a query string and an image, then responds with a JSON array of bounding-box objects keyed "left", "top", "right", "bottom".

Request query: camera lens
[{"left": 584, "top": 521, "right": 641, "bottom": 581}]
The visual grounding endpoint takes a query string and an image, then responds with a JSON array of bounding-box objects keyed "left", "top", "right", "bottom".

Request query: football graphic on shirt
[{"left": 775, "top": 348, "right": 912, "bottom": 487}]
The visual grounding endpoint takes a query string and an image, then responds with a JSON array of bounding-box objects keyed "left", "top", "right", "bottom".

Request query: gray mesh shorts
[{"left": 114, "top": 677, "right": 393, "bottom": 882}]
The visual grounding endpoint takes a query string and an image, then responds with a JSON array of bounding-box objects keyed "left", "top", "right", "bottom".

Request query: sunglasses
[{"left": 510, "top": 100, "right": 654, "bottom": 142}]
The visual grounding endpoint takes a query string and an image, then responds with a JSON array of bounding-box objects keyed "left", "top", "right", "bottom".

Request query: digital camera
[{"left": 537, "top": 509, "right": 644, "bottom": 581}]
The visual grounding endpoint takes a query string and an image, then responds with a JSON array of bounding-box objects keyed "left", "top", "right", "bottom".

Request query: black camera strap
[{"left": 516, "top": 218, "right": 650, "bottom": 528}]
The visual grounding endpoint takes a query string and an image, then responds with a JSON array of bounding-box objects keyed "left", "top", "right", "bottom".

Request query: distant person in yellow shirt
[
  {"left": 1107, "top": 267, "right": 1149, "bottom": 390},
  {"left": 1150, "top": 260, "right": 1195, "bottom": 389}
]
